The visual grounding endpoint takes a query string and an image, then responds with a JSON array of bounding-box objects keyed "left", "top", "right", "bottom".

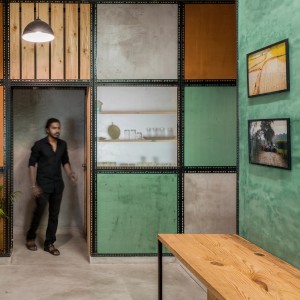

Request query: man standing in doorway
[{"left": 26, "top": 118, "right": 77, "bottom": 256}]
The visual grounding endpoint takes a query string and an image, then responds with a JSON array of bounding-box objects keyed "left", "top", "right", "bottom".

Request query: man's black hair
[{"left": 45, "top": 118, "right": 60, "bottom": 129}]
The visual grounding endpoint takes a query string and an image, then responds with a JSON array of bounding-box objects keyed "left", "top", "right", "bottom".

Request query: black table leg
[{"left": 158, "top": 239, "right": 163, "bottom": 300}]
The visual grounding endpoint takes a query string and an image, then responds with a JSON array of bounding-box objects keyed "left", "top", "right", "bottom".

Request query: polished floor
[{"left": 0, "top": 229, "right": 207, "bottom": 300}]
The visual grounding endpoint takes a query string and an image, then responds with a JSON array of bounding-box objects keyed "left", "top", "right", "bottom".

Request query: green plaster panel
[
  {"left": 184, "top": 87, "right": 236, "bottom": 166},
  {"left": 238, "top": 0, "right": 300, "bottom": 268},
  {"left": 96, "top": 173, "right": 177, "bottom": 254}
]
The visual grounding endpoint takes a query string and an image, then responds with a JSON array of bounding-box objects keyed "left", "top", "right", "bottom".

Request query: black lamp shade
[{"left": 22, "top": 18, "right": 55, "bottom": 43}]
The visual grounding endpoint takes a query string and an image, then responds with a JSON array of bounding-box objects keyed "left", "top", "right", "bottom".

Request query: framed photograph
[
  {"left": 248, "top": 118, "right": 291, "bottom": 170},
  {"left": 247, "top": 39, "right": 290, "bottom": 97}
]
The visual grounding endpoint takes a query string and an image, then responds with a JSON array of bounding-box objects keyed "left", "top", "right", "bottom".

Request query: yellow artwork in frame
[{"left": 247, "top": 39, "right": 289, "bottom": 97}]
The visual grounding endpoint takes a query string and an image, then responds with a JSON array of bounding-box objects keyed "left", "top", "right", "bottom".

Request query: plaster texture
[
  {"left": 184, "top": 173, "right": 236, "bottom": 234},
  {"left": 97, "top": 174, "right": 177, "bottom": 254},
  {"left": 184, "top": 86, "right": 237, "bottom": 166},
  {"left": 238, "top": 0, "right": 300, "bottom": 268},
  {"left": 97, "top": 4, "right": 178, "bottom": 79}
]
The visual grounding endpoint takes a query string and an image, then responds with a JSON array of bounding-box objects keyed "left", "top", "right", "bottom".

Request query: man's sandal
[
  {"left": 26, "top": 239, "right": 37, "bottom": 251},
  {"left": 44, "top": 244, "right": 60, "bottom": 256}
]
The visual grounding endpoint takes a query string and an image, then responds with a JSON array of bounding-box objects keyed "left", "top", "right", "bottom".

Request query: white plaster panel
[
  {"left": 97, "top": 86, "right": 177, "bottom": 111},
  {"left": 13, "top": 89, "right": 85, "bottom": 234},
  {"left": 97, "top": 4, "right": 178, "bottom": 79},
  {"left": 184, "top": 173, "right": 236, "bottom": 234}
]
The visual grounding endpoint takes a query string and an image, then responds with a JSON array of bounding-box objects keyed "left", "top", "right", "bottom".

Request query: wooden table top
[{"left": 158, "top": 234, "right": 300, "bottom": 300}]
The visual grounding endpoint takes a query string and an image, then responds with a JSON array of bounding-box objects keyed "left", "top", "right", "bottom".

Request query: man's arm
[
  {"left": 29, "top": 165, "right": 42, "bottom": 197},
  {"left": 63, "top": 163, "right": 77, "bottom": 184}
]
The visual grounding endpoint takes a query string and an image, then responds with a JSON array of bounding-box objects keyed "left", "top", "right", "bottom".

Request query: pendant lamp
[{"left": 22, "top": 3, "right": 54, "bottom": 43}]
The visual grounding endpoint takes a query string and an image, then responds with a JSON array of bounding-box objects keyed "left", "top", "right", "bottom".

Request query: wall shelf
[
  {"left": 99, "top": 111, "right": 177, "bottom": 115},
  {"left": 97, "top": 139, "right": 176, "bottom": 143}
]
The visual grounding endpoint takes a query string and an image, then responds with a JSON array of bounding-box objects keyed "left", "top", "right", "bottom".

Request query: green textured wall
[
  {"left": 184, "top": 87, "right": 236, "bottom": 166},
  {"left": 239, "top": 0, "right": 300, "bottom": 268},
  {"left": 97, "top": 173, "right": 177, "bottom": 254}
]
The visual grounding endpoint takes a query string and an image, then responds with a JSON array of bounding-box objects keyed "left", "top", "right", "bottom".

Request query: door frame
[{"left": 5, "top": 85, "right": 92, "bottom": 256}]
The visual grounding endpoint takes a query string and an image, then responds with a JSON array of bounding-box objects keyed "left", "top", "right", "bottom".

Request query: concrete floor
[{"left": 0, "top": 229, "right": 207, "bottom": 300}]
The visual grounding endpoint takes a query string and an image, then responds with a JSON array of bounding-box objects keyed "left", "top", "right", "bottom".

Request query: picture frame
[
  {"left": 248, "top": 118, "right": 291, "bottom": 170},
  {"left": 247, "top": 39, "right": 290, "bottom": 97}
]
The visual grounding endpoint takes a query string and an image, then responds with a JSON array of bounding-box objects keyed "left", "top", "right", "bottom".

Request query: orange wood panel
[
  {"left": 21, "top": 3, "right": 35, "bottom": 79},
  {"left": 185, "top": 4, "right": 236, "bottom": 80},
  {"left": 10, "top": 3, "right": 21, "bottom": 80},
  {"left": 65, "top": 4, "right": 79, "bottom": 79},
  {"left": 36, "top": 3, "right": 50, "bottom": 80},
  {"left": 0, "top": 4, "right": 3, "bottom": 79},
  {"left": 50, "top": 4, "right": 64, "bottom": 79},
  {"left": 0, "top": 86, "right": 3, "bottom": 167},
  {"left": 80, "top": 4, "right": 90, "bottom": 80}
]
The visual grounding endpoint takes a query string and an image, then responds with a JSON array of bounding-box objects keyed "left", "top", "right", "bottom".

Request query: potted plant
[{"left": 0, "top": 185, "right": 21, "bottom": 219}]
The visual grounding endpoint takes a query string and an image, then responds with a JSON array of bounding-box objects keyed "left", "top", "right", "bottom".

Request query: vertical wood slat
[
  {"left": 65, "top": 4, "right": 79, "bottom": 79},
  {"left": 10, "top": 3, "right": 20, "bottom": 80},
  {"left": 36, "top": 3, "right": 50, "bottom": 80},
  {"left": 51, "top": 4, "right": 64, "bottom": 79},
  {"left": 0, "top": 4, "right": 3, "bottom": 79},
  {"left": 80, "top": 4, "right": 90, "bottom": 80},
  {"left": 21, "top": 3, "right": 35, "bottom": 79}
]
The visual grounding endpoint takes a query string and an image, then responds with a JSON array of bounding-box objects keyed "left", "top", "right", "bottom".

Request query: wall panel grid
[
  {"left": 9, "top": 2, "right": 91, "bottom": 81},
  {"left": 0, "top": 1, "right": 237, "bottom": 257}
]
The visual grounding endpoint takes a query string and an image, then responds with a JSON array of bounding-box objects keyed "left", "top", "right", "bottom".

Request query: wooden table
[{"left": 158, "top": 234, "right": 300, "bottom": 300}]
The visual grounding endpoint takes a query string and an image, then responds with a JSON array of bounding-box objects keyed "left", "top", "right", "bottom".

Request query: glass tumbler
[
  {"left": 146, "top": 128, "right": 152, "bottom": 137},
  {"left": 130, "top": 129, "right": 136, "bottom": 140},
  {"left": 167, "top": 127, "right": 174, "bottom": 137},
  {"left": 124, "top": 130, "right": 130, "bottom": 140}
]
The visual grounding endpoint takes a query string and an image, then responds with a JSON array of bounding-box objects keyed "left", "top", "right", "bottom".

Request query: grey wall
[
  {"left": 184, "top": 173, "right": 236, "bottom": 234},
  {"left": 97, "top": 4, "right": 178, "bottom": 79},
  {"left": 13, "top": 89, "right": 85, "bottom": 236}
]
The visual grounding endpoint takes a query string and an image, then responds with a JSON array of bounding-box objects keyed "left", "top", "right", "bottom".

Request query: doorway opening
[{"left": 12, "top": 87, "right": 88, "bottom": 259}]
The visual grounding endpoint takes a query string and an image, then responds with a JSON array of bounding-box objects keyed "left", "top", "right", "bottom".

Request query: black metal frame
[{"left": 1, "top": 0, "right": 238, "bottom": 257}]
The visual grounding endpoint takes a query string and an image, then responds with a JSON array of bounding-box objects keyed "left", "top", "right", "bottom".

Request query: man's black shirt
[{"left": 28, "top": 137, "right": 70, "bottom": 193}]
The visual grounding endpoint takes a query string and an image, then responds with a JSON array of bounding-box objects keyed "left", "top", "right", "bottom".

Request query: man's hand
[
  {"left": 32, "top": 185, "right": 42, "bottom": 197},
  {"left": 68, "top": 172, "right": 77, "bottom": 184}
]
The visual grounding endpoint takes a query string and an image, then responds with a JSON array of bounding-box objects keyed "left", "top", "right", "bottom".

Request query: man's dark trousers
[{"left": 26, "top": 192, "right": 63, "bottom": 247}]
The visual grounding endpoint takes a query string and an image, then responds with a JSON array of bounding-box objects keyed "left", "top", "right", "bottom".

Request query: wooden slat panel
[
  {"left": 50, "top": 4, "right": 64, "bottom": 79},
  {"left": 21, "top": 3, "right": 35, "bottom": 79},
  {"left": 36, "top": 3, "right": 50, "bottom": 80},
  {"left": 185, "top": 4, "right": 236, "bottom": 80},
  {"left": 0, "top": 4, "right": 3, "bottom": 79},
  {"left": 79, "top": 4, "right": 90, "bottom": 80},
  {"left": 65, "top": 4, "right": 78, "bottom": 79},
  {"left": 0, "top": 86, "right": 3, "bottom": 167},
  {"left": 10, "top": 3, "right": 20, "bottom": 80}
]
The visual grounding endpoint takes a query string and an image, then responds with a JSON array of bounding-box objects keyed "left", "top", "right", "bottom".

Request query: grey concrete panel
[
  {"left": 184, "top": 173, "right": 236, "bottom": 234},
  {"left": 97, "top": 4, "right": 178, "bottom": 79},
  {"left": 13, "top": 89, "right": 85, "bottom": 235}
]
